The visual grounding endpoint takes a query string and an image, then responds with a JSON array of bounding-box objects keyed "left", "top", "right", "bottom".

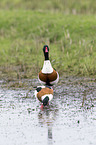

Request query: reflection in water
[
  {"left": 38, "top": 104, "right": 59, "bottom": 145},
  {"left": 48, "top": 126, "right": 53, "bottom": 145}
]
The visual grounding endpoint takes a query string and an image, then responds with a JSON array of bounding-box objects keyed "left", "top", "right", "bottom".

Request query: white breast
[{"left": 42, "top": 60, "right": 53, "bottom": 74}]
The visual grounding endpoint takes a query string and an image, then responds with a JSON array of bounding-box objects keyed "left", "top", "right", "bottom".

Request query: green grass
[
  {"left": 0, "top": 0, "right": 96, "bottom": 14},
  {"left": 0, "top": 10, "right": 96, "bottom": 79}
]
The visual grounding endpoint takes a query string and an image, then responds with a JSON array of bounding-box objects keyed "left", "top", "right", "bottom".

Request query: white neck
[{"left": 41, "top": 94, "right": 53, "bottom": 101}]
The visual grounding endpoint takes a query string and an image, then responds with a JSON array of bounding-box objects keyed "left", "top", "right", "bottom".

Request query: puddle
[{"left": 0, "top": 77, "right": 96, "bottom": 145}]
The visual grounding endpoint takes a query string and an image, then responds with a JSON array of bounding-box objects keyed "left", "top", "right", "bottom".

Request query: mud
[{"left": 0, "top": 77, "right": 96, "bottom": 145}]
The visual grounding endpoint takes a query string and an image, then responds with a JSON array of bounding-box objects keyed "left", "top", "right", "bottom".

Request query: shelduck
[
  {"left": 35, "top": 85, "right": 53, "bottom": 109},
  {"left": 38, "top": 45, "right": 59, "bottom": 86}
]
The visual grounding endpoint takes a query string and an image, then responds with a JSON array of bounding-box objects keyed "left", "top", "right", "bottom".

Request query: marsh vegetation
[{"left": 0, "top": 0, "right": 96, "bottom": 80}]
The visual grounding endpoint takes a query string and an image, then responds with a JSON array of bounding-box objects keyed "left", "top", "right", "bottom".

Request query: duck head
[
  {"left": 40, "top": 96, "right": 49, "bottom": 110},
  {"left": 42, "top": 96, "right": 49, "bottom": 106},
  {"left": 43, "top": 45, "right": 49, "bottom": 60}
]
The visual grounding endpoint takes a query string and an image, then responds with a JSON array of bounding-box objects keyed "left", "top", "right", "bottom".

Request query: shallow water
[{"left": 0, "top": 78, "right": 96, "bottom": 145}]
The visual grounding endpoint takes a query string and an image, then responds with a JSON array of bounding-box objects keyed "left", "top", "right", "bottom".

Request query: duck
[
  {"left": 38, "top": 45, "right": 59, "bottom": 86},
  {"left": 34, "top": 85, "right": 53, "bottom": 109}
]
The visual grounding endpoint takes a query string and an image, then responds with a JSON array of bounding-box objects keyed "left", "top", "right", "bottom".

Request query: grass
[
  {"left": 0, "top": 10, "right": 96, "bottom": 80},
  {"left": 0, "top": 0, "right": 96, "bottom": 14}
]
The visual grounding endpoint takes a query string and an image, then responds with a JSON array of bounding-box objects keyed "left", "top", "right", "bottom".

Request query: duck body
[
  {"left": 35, "top": 45, "right": 59, "bottom": 108},
  {"left": 38, "top": 45, "right": 59, "bottom": 86},
  {"left": 38, "top": 60, "right": 59, "bottom": 85},
  {"left": 35, "top": 86, "right": 53, "bottom": 107}
]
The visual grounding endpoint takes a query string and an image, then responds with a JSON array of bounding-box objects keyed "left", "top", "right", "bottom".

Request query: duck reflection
[{"left": 38, "top": 103, "right": 59, "bottom": 145}]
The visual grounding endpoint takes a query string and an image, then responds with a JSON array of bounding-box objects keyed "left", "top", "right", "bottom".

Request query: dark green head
[{"left": 42, "top": 96, "right": 49, "bottom": 106}]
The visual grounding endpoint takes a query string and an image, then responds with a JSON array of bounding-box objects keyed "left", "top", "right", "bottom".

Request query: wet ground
[{"left": 0, "top": 77, "right": 96, "bottom": 145}]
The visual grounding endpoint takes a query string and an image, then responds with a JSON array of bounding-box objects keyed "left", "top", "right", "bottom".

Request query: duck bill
[
  {"left": 40, "top": 104, "right": 44, "bottom": 110},
  {"left": 45, "top": 47, "right": 48, "bottom": 53}
]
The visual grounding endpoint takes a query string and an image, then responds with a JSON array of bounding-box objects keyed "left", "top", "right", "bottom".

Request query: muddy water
[{"left": 0, "top": 77, "right": 96, "bottom": 145}]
